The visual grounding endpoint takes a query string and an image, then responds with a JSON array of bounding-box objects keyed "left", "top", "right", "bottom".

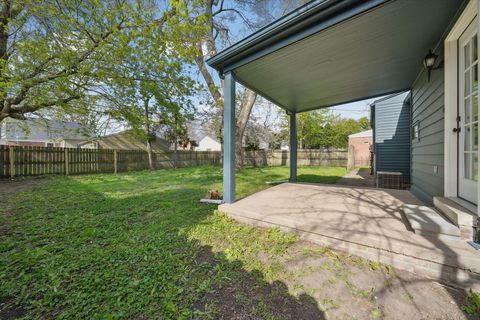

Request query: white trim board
[{"left": 443, "top": 0, "right": 479, "bottom": 215}]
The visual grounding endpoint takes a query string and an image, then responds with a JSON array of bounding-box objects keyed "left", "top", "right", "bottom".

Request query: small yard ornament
[
  {"left": 207, "top": 189, "right": 220, "bottom": 200},
  {"left": 199, "top": 189, "right": 223, "bottom": 204}
]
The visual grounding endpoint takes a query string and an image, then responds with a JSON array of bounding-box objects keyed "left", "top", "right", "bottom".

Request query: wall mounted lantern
[{"left": 423, "top": 49, "right": 443, "bottom": 82}]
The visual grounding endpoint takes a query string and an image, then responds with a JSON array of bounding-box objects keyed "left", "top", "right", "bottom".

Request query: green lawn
[{"left": 0, "top": 166, "right": 345, "bottom": 319}]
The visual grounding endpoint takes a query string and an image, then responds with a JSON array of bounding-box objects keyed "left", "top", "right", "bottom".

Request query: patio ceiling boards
[{"left": 207, "top": 0, "right": 464, "bottom": 113}]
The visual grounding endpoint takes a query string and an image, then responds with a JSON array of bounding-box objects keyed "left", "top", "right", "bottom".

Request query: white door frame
[
  {"left": 458, "top": 17, "right": 478, "bottom": 203},
  {"left": 444, "top": 0, "right": 479, "bottom": 214}
]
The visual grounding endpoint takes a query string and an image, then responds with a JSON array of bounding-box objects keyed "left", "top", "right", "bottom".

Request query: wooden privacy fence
[
  {"left": 0, "top": 145, "right": 222, "bottom": 178},
  {"left": 0, "top": 145, "right": 347, "bottom": 179},
  {"left": 244, "top": 149, "right": 348, "bottom": 167}
]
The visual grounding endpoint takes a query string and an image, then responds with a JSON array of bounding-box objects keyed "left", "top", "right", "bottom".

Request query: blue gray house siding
[
  {"left": 410, "top": 52, "right": 445, "bottom": 205},
  {"left": 372, "top": 92, "right": 411, "bottom": 177},
  {"left": 408, "top": 1, "right": 469, "bottom": 205}
]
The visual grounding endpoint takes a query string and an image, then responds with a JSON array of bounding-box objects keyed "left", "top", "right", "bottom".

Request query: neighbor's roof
[
  {"left": 348, "top": 129, "right": 372, "bottom": 138},
  {"left": 3, "top": 118, "right": 92, "bottom": 140},
  {"left": 207, "top": 0, "right": 464, "bottom": 113},
  {"left": 97, "top": 130, "right": 170, "bottom": 152}
]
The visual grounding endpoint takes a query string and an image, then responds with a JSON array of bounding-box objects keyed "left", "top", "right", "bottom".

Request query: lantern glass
[{"left": 423, "top": 51, "right": 437, "bottom": 68}]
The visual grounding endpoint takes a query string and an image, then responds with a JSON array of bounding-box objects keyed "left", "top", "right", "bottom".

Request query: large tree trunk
[
  {"left": 144, "top": 96, "right": 154, "bottom": 170},
  {"left": 235, "top": 90, "right": 257, "bottom": 169},
  {"left": 0, "top": 1, "right": 13, "bottom": 122},
  {"left": 173, "top": 137, "right": 178, "bottom": 168},
  {"left": 146, "top": 139, "right": 154, "bottom": 170},
  {"left": 195, "top": 0, "right": 258, "bottom": 169}
]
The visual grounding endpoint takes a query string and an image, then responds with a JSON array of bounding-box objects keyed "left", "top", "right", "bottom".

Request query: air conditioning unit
[{"left": 375, "top": 171, "right": 409, "bottom": 189}]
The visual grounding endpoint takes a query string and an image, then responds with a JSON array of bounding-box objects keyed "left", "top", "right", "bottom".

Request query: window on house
[
  {"left": 412, "top": 122, "right": 419, "bottom": 142},
  {"left": 46, "top": 142, "right": 54, "bottom": 148}
]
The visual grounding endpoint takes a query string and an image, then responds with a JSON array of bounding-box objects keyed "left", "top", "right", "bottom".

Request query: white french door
[{"left": 458, "top": 16, "right": 479, "bottom": 205}]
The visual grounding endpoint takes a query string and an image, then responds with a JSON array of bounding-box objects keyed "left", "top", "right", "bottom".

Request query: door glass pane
[
  {"left": 474, "top": 122, "right": 478, "bottom": 150},
  {"left": 465, "top": 124, "right": 471, "bottom": 151},
  {"left": 465, "top": 153, "right": 471, "bottom": 179},
  {"left": 465, "top": 42, "right": 471, "bottom": 67},
  {"left": 474, "top": 64, "right": 478, "bottom": 92},
  {"left": 474, "top": 94, "right": 478, "bottom": 122},
  {"left": 474, "top": 153, "right": 478, "bottom": 181},
  {"left": 465, "top": 97, "right": 471, "bottom": 123},
  {"left": 465, "top": 69, "right": 471, "bottom": 95},
  {"left": 473, "top": 35, "right": 478, "bottom": 61}
]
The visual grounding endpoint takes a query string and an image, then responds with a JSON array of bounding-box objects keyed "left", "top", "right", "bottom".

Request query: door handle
[{"left": 453, "top": 127, "right": 461, "bottom": 133}]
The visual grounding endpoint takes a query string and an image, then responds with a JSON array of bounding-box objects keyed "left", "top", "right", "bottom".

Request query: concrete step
[
  {"left": 433, "top": 197, "right": 477, "bottom": 226},
  {"left": 403, "top": 204, "right": 460, "bottom": 241},
  {"left": 433, "top": 197, "right": 478, "bottom": 241}
]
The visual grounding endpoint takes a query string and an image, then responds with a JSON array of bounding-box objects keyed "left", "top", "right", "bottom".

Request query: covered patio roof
[{"left": 207, "top": 0, "right": 464, "bottom": 113}]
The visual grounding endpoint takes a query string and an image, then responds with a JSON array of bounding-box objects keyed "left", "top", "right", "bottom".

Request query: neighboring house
[
  {"left": 280, "top": 143, "right": 289, "bottom": 151},
  {"left": 348, "top": 129, "right": 372, "bottom": 168},
  {"left": 97, "top": 130, "right": 170, "bottom": 152},
  {"left": 196, "top": 135, "right": 221, "bottom": 151},
  {"left": 186, "top": 121, "right": 221, "bottom": 151},
  {"left": 370, "top": 92, "right": 411, "bottom": 182},
  {"left": 207, "top": 0, "right": 480, "bottom": 244},
  {"left": 0, "top": 118, "right": 96, "bottom": 148}
]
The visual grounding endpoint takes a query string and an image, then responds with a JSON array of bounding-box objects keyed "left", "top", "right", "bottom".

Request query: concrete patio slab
[{"left": 219, "top": 183, "right": 480, "bottom": 290}]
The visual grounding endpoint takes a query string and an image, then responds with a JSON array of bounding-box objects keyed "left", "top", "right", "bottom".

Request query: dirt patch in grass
[
  {"left": 0, "top": 176, "right": 48, "bottom": 194},
  {"left": 0, "top": 177, "right": 49, "bottom": 235},
  {"left": 0, "top": 298, "right": 27, "bottom": 320},
  {"left": 201, "top": 268, "right": 325, "bottom": 319},
  {"left": 275, "top": 241, "right": 474, "bottom": 320},
  {"left": 214, "top": 279, "right": 323, "bottom": 320}
]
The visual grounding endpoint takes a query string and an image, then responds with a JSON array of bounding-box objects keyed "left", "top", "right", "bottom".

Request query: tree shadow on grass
[
  {"left": 0, "top": 175, "right": 325, "bottom": 319},
  {"left": 192, "top": 245, "right": 324, "bottom": 319}
]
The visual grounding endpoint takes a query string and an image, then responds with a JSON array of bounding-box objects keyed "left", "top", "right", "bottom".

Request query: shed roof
[
  {"left": 207, "top": 0, "right": 465, "bottom": 113},
  {"left": 349, "top": 129, "right": 372, "bottom": 138}
]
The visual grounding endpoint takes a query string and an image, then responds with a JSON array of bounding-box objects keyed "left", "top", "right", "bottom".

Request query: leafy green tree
[
  {"left": 0, "top": 0, "right": 197, "bottom": 124},
  {"left": 285, "top": 109, "right": 370, "bottom": 149},
  {"left": 108, "top": 49, "right": 200, "bottom": 169},
  {"left": 358, "top": 116, "right": 371, "bottom": 131},
  {"left": 329, "top": 118, "right": 363, "bottom": 148},
  {"left": 295, "top": 109, "right": 335, "bottom": 149}
]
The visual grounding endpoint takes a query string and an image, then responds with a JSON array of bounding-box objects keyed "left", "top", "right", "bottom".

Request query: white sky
[{"left": 329, "top": 98, "right": 374, "bottom": 120}]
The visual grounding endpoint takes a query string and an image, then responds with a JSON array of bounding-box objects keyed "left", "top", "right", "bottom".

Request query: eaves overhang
[
  {"left": 206, "top": 0, "right": 389, "bottom": 74},
  {"left": 206, "top": 0, "right": 465, "bottom": 113}
]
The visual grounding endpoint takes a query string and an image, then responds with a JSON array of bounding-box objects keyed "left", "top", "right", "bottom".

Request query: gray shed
[{"left": 371, "top": 92, "right": 411, "bottom": 185}]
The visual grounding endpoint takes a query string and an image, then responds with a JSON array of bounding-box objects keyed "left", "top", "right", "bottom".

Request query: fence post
[
  {"left": 65, "top": 148, "right": 69, "bottom": 175},
  {"left": 9, "top": 146, "right": 14, "bottom": 178},
  {"left": 347, "top": 145, "right": 355, "bottom": 171},
  {"left": 113, "top": 150, "right": 118, "bottom": 174}
]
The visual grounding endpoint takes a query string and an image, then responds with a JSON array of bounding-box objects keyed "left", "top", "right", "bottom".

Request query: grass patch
[
  {"left": 0, "top": 165, "right": 344, "bottom": 319},
  {"left": 462, "top": 289, "right": 480, "bottom": 316}
]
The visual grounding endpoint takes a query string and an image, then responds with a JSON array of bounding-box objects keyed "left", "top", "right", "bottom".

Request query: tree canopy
[
  {"left": 291, "top": 110, "right": 370, "bottom": 149},
  {"left": 0, "top": 0, "right": 204, "bottom": 124}
]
